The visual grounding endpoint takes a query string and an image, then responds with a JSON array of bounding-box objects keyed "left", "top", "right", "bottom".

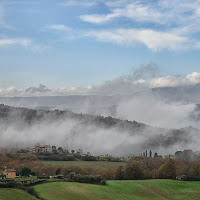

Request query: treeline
[
  {"left": 102, "top": 157, "right": 200, "bottom": 180},
  {"left": 1, "top": 154, "right": 200, "bottom": 180},
  {"left": 3, "top": 151, "right": 125, "bottom": 163},
  {"left": 0, "top": 104, "right": 145, "bottom": 132}
]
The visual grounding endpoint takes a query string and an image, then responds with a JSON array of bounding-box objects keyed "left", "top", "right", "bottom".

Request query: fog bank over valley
[
  {"left": 0, "top": 104, "right": 200, "bottom": 156},
  {"left": 1, "top": 66, "right": 200, "bottom": 155}
]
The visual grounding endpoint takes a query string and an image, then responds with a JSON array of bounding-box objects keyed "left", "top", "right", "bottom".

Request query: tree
[
  {"left": 145, "top": 150, "right": 147, "bottom": 157},
  {"left": 190, "top": 161, "right": 200, "bottom": 176},
  {"left": 71, "top": 150, "right": 75, "bottom": 154},
  {"left": 115, "top": 166, "right": 125, "bottom": 180},
  {"left": 56, "top": 168, "right": 61, "bottom": 175},
  {"left": 150, "top": 150, "right": 152, "bottom": 158},
  {"left": 158, "top": 159, "right": 176, "bottom": 179},
  {"left": 18, "top": 154, "right": 38, "bottom": 161},
  {"left": 125, "top": 161, "right": 144, "bottom": 180},
  {"left": 58, "top": 147, "right": 63, "bottom": 152},
  {"left": 154, "top": 152, "right": 158, "bottom": 158},
  {"left": 174, "top": 151, "right": 183, "bottom": 160},
  {"left": 31, "top": 171, "right": 36, "bottom": 176},
  {"left": 52, "top": 146, "right": 58, "bottom": 154},
  {"left": 182, "top": 149, "right": 193, "bottom": 161},
  {"left": 21, "top": 167, "right": 31, "bottom": 177}
]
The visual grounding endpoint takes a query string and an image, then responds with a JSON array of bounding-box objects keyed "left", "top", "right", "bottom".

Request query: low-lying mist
[
  {"left": 1, "top": 65, "right": 200, "bottom": 155},
  {"left": 0, "top": 105, "right": 200, "bottom": 156}
]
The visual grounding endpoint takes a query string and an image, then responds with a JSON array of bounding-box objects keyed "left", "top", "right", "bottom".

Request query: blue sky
[{"left": 0, "top": 0, "right": 200, "bottom": 90}]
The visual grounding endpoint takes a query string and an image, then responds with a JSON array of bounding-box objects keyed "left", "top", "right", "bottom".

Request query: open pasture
[
  {"left": 42, "top": 161, "right": 126, "bottom": 171},
  {"left": 0, "top": 188, "right": 37, "bottom": 200},
  {"left": 34, "top": 179, "right": 200, "bottom": 200}
]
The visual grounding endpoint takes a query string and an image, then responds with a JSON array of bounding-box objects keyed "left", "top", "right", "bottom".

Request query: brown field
[{"left": 42, "top": 161, "right": 126, "bottom": 171}]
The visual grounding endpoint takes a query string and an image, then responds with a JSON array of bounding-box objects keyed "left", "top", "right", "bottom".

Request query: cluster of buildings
[{"left": 31, "top": 144, "right": 52, "bottom": 153}]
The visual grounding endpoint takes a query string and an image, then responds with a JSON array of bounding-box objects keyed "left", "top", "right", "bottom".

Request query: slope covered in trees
[{"left": 0, "top": 104, "right": 199, "bottom": 153}]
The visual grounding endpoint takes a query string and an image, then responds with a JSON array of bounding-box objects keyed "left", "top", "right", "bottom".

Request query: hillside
[
  {"left": 0, "top": 104, "right": 199, "bottom": 155},
  {"left": 34, "top": 180, "right": 200, "bottom": 200},
  {"left": 0, "top": 188, "right": 37, "bottom": 200}
]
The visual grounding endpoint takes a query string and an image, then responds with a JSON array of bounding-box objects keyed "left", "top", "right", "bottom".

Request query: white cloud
[
  {"left": 0, "top": 84, "right": 92, "bottom": 97},
  {"left": 80, "top": 2, "right": 162, "bottom": 24},
  {"left": 80, "top": 0, "right": 200, "bottom": 44},
  {"left": 78, "top": 0, "right": 200, "bottom": 50},
  {"left": 0, "top": 38, "right": 32, "bottom": 47},
  {"left": 86, "top": 29, "right": 188, "bottom": 50},
  {"left": 61, "top": 0, "right": 97, "bottom": 7},
  {"left": 80, "top": 14, "right": 115, "bottom": 24},
  {"left": 44, "top": 24, "right": 71, "bottom": 32},
  {"left": 150, "top": 72, "right": 200, "bottom": 88},
  {"left": 1, "top": 72, "right": 200, "bottom": 97},
  {"left": 0, "top": 37, "right": 48, "bottom": 53},
  {"left": 80, "top": 0, "right": 200, "bottom": 26}
]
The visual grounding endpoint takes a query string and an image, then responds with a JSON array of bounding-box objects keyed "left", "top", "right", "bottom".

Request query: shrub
[
  {"left": 18, "top": 153, "right": 38, "bottom": 161},
  {"left": 67, "top": 172, "right": 103, "bottom": 184},
  {"left": 37, "top": 176, "right": 50, "bottom": 179},
  {"left": 100, "top": 180, "right": 106, "bottom": 185},
  {"left": 115, "top": 166, "right": 125, "bottom": 180},
  {"left": 20, "top": 167, "right": 31, "bottom": 176},
  {"left": 26, "top": 186, "right": 38, "bottom": 197},
  {"left": 125, "top": 161, "right": 144, "bottom": 180},
  {"left": 158, "top": 159, "right": 176, "bottom": 179}
]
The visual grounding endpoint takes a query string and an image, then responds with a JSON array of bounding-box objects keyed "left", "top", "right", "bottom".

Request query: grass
[
  {"left": 0, "top": 176, "right": 37, "bottom": 181},
  {"left": 0, "top": 188, "right": 37, "bottom": 200},
  {"left": 34, "top": 179, "right": 200, "bottom": 200},
  {"left": 42, "top": 160, "right": 126, "bottom": 171}
]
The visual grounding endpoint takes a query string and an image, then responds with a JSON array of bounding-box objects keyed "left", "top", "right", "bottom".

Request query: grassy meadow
[
  {"left": 42, "top": 161, "right": 126, "bottom": 171},
  {"left": 0, "top": 188, "right": 37, "bottom": 200},
  {"left": 34, "top": 179, "right": 200, "bottom": 200}
]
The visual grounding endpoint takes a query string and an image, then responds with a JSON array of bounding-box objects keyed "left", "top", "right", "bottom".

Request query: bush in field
[
  {"left": 37, "top": 176, "right": 50, "bottom": 179},
  {"left": 115, "top": 166, "right": 125, "bottom": 180},
  {"left": 56, "top": 168, "right": 61, "bottom": 175},
  {"left": 38, "top": 154, "right": 75, "bottom": 161},
  {"left": 101, "top": 168, "right": 115, "bottom": 180},
  {"left": 189, "top": 160, "right": 200, "bottom": 176},
  {"left": 64, "top": 166, "right": 83, "bottom": 176},
  {"left": 26, "top": 186, "right": 38, "bottom": 197},
  {"left": 68, "top": 172, "right": 102, "bottom": 184},
  {"left": 81, "top": 155, "right": 97, "bottom": 161},
  {"left": 158, "top": 159, "right": 176, "bottom": 179},
  {"left": 20, "top": 167, "right": 32, "bottom": 176},
  {"left": 125, "top": 161, "right": 144, "bottom": 180}
]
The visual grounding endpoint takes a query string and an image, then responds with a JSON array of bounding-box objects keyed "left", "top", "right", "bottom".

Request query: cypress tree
[{"left": 150, "top": 150, "right": 152, "bottom": 157}]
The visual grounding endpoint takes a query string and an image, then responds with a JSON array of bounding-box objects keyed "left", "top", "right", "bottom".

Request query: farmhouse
[
  {"left": 31, "top": 144, "right": 52, "bottom": 153},
  {"left": 3, "top": 169, "right": 16, "bottom": 178}
]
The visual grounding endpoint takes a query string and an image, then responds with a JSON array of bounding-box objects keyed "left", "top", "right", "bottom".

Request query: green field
[
  {"left": 34, "top": 180, "right": 200, "bottom": 200},
  {"left": 42, "top": 161, "right": 126, "bottom": 171},
  {"left": 0, "top": 188, "right": 37, "bottom": 200}
]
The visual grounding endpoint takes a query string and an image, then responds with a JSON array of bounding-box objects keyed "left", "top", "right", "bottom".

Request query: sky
[{"left": 0, "top": 0, "right": 200, "bottom": 91}]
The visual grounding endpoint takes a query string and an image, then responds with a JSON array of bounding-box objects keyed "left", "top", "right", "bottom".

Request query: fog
[
  {"left": 116, "top": 92, "right": 198, "bottom": 129},
  {"left": 0, "top": 104, "right": 200, "bottom": 156},
  {"left": 1, "top": 65, "right": 200, "bottom": 155}
]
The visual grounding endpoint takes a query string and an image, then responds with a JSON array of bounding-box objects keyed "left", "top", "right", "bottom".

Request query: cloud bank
[
  {"left": 1, "top": 70, "right": 200, "bottom": 97},
  {"left": 85, "top": 29, "right": 188, "bottom": 51}
]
